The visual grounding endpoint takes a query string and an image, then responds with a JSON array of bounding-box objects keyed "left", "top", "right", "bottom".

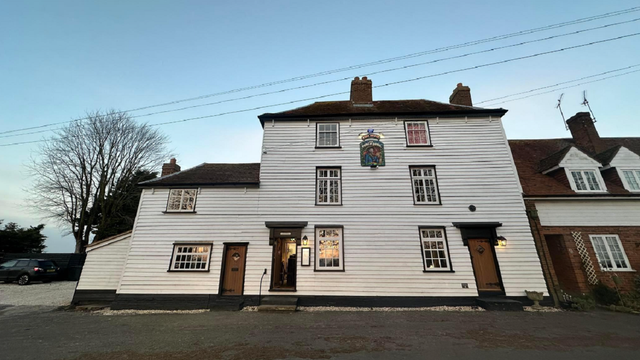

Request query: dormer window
[
  {"left": 569, "top": 170, "right": 603, "bottom": 192},
  {"left": 621, "top": 170, "right": 640, "bottom": 191}
]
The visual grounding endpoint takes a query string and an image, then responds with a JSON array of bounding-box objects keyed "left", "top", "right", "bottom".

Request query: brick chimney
[
  {"left": 350, "top": 76, "right": 372, "bottom": 104},
  {"left": 161, "top": 158, "right": 181, "bottom": 177},
  {"left": 566, "top": 112, "right": 605, "bottom": 154},
  {"left": 449, "top": 83, "right": 473, "bottom": 106}
]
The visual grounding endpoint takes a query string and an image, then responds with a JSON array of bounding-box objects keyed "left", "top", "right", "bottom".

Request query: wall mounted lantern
[
  {"left": 496, "top": 236, "right": 507, "bottom": 247},
  {"left": 302, "top": 235, "right": 308, "bottom": 246}
]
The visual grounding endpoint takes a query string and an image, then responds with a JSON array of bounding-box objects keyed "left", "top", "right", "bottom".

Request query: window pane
[
  {"left": 584, "top": 171, "right": 600, "bottom": 191},
  {"left": 571, "top": 172, "right": 587, "bottom": 190},
  {"left": 623, "top": 171, "right": 640, "bottom": 190},
  {"left": 591, "top": 236, "right": 613, "bottom": 269},
  {"left": 421, "top": 229, "right": 449, "bottom": 270},
  {"left": 605, "top": 236, "right": 628, "bottom": 269},
  {"left": 171, "top": 245, "right": 210, "bottom": 271},
  {"left": 407, "top": 122, "right": 428, "bottom": 145},
  {"left": 411, "top": 168, "right": 438, "bottom": 203}
]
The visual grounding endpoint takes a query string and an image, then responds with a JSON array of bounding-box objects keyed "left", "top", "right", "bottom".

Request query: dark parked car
[{"left": 0, "top": 259, "right": 59, "bottom": 285}]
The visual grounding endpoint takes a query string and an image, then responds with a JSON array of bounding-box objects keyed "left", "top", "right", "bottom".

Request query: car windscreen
[{"left": 1, "top": 260, "right": 18, "bottom": 267}]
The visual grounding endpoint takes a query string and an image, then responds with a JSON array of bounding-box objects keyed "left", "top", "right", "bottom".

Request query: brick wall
[{"left": 526, "top": 199, "right": 640, "bottom": 295}]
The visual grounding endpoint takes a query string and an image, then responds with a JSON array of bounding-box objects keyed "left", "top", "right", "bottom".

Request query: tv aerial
[
  {"left": 556, "top": 93, "right": 568, "bottom": 130},
  {"left": 581, "top": 90, "right": 597, "bottom": 123}
]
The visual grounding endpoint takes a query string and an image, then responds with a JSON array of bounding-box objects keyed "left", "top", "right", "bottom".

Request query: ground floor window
[
  {"left": 315, "top": 227, "right": 344, "bottom": 271},
  {"left": 419, "top": 227, "right": 452, "bottom": 271},
  {"left": 589, "top": 235, "right": 632, "bottom": 271},
  {"left": 169, "top": 244, "right": 212, "bottom": 271}
]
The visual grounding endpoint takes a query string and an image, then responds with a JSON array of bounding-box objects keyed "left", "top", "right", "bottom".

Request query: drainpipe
[{"left": 258, "top": 268, "right": 267, "bottom": 306}]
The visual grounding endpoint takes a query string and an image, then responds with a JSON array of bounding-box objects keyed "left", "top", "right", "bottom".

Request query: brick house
[{"left": 509, "top": 113, "right": 640, "bottom": 303}]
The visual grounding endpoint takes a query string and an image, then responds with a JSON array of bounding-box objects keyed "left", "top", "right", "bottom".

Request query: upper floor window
[
  {"left": 169, "top": 244, "right": 211, "bottom": 271},
  {"left": 166, "top": 189, "right": 197, "bottom": 212},
  {"left": 621, "top": 170, "right": 640, "bottom": 191},
  {"left": 316, "top": 168, "right": 341, "bottom": 205},
  {"left": 410, "top": 166, "right": 440, "bottom": 204},
  {"left": 405, "top": 121, "right": 430, "bottom": 146},
  {"left": 589, "top": 235, "right": 632, "bottom": 271},
  {"left": 569, "top": 170, "right": 603, "bottom": 192},
  {"left": 315, "top": 227, "right": 344, "bottom": 271},
  {"left": 316, "top": 123, "right": 340, "bottom": 148},
  {"left": 419, "top": 228, "right": 452, "bottom": 271}
]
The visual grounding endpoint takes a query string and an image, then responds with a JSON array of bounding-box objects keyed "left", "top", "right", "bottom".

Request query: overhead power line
[
  {"left": 476, "top": 63, "right": 640, "bottom": 104},
  {"left": 1, "top": 6, "right": 639, "bottom": 136},
  {"left": 2, "top": 18, "right": 639, "bottom": 140},
  {"left": 2, "top": 31, "right": 639, "bottom": 148},
  {"left": 481, "top": 69, "right": 640, "bottom": 107}
]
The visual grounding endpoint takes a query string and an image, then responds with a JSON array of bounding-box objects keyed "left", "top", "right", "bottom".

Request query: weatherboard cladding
[
  {"left": 509, "top": 138, "right": 640, "bottom": 197},
  {"left": 116, "top": 116, "right": 547, "bottom": 298}
]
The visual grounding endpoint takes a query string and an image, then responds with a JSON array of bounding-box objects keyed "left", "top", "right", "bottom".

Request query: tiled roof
[
  {"left": 593, "top": 145, "right": 622, "bottom": 165},
  {"left": 509, "top": 138, "right": 640, "bottom": 197},
  {"left": 258, "top": 100, "right": 506, "bottom": 123},
  {"left": 139, "top": 163, "right": 260, "bottom": 187}
]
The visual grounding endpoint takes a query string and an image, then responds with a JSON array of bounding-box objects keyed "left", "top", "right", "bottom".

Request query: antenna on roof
[
  {"left": 556, "top": 93, "right": 568, "bottom": 130},
  {"left": 581, "top": 90, "right": 597, "bottom": 123}
]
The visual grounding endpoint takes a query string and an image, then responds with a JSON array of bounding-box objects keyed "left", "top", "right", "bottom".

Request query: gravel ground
[{"left": 0, "top": 281, "right": 76, "bottom": 306}]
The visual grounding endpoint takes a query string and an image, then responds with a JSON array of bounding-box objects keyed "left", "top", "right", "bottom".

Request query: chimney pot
[
  {"left": 162, "top": 158, "right": 181, "bottom": 177},
  {"left": 350, "top": 76, "right": 373, "bottom": 104},
  {"left": 566, "top": 112, "right": 605, "bottom": 154},
  {"left": 449, "top": 83, "right": 473, "bottom": 107}
]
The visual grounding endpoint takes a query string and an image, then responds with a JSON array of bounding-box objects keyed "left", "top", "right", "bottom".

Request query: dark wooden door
[
  {"left": 221, "top": 245, "right": 247, "bottom": 296},
  {"left": 468, "top": 238, "right": 503, "bottom": 293}
]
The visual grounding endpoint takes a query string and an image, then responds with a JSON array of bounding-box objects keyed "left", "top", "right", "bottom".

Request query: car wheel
[{"left": 17, "top": 274, "right": 30, "bottom": 285}]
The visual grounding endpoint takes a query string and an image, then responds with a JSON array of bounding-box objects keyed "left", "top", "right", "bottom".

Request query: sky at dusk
[{"left": 1, "top": 0, "right": 639, "bottom": 252}]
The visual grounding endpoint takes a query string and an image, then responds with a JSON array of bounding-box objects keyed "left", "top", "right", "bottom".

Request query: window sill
[
  {"left": 406, "top": 144, "right": 433, "bottom": 148},
  {"left": 167, "top": 269, "right": 210, "bottom": 273},
  {"left": 162, "top": 211, "right": 197, "bottom": 214},
  {"left": 315, "top": 203, "right": 343, "bottom": 206},
  {"left": 601, "top": 269, "right": 636, "bottom": 273},
  {"left": 423, "top": 269, "right": 455, "bottom": 273},
  {"left": 315, "top": 146, "right": 342, "bottom": 149},
  {"left": 314, "top": 269, "right": 345, "bottom": 272},
  {"left": 269, "top": 288, "right": 297, "bottom": 292},
  {"left": 413, "top": 203, "right": 442, "bottom": 206}
]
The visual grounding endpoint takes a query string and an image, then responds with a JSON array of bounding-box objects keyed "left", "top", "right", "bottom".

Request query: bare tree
[{"left": 27, "top": 110, "right": 171, "bottom": 253}]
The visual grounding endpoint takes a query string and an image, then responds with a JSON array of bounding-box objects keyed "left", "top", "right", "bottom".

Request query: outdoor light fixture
[
  {"left": 370, "top": 164, "right": 378, "bottom": 169},
  {"left": 497, "top": 236, "right": 507, "bottom": 247},
  {"left": 302, "top": 235, "right": 308, "bottom": 246}
]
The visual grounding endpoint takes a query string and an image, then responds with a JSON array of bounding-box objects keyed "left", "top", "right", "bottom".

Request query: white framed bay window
[
  {"left": 168, "top": 243, "right": 212, "bottom": 271},
  {"left": 315, "top": 226, "right": 344, "bottom": 271},
  {"left": 316, "top": 167, "right": 342, "bottom": 205},
  {"left": 589, "top": 235, "right": 632, "bottom": 271},
  {"left": 567, "top": 169, "right": 605, "bottom": 193},
  {"left": 166, "top": 189, "right": 198, "bottom": 212},
  {"left": 621, "top": 169, "right": 640, "bottom": 191}
]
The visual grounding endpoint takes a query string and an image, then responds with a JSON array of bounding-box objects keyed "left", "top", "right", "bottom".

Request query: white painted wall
[
  {"left": 536, "top": 199, "right": 640, "bottom": 227},
  {"left": 117, "top": 116, "right": 548, "bottom": 297},
  {"left": 77, "top": 234, "right": 131, "bottom": 290}
]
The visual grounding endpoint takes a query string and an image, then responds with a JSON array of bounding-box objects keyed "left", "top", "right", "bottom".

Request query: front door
[
  {"left": 468, "top": 238, "right": 503, "bottom": 295},
  {"left": 271, "top": 238, "right": 297, "bottom": 290},
  {"left": 220, "top": 244, "right": 247, "bottom": 296}
]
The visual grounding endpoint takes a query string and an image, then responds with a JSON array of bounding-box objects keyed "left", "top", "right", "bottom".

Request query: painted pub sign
[{"left": 359, "top": 129, "right": 385, "bottom": 167}]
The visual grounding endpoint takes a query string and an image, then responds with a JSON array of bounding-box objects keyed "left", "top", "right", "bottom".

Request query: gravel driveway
[{"left": 0, "top": 281, "right": 76, "bottom": 306}]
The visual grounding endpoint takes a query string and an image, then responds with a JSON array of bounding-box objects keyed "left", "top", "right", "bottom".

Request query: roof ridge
[{"left": 139, "top": 163, "right": 206, "bottom": 185}]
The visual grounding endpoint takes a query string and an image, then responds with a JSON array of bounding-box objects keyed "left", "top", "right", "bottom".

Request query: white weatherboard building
[{"left": 74, "top": 78, "right": 548, "bottom": 309}]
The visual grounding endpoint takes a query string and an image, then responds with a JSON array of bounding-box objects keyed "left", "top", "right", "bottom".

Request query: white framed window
[
  {"left": 419, "top": 228, "right": 452, "bottom": 271},
  {"left": 568, "top": 170, "right": 604, "bottom": 192},
  {"left": 166, "top": 189, "right": 197, "bottom": 212},
  {"left": 315, "top": 227, "right": 344, "bottom": 271},
  {"left": 589, "top": 235, "right": 632, "bottom": 271},
  {"left": 316, "top": 123, "right": 340, "bottom": 147},
  {"left": 405, "top": 121, "right": 430, "bottom": 146},
  {"left": 169, "top": 244, "right": 212, "bottom": 271},
  {"left": 316, "top": 168, "right": 341, "bottom": 205},
  {"left": 621, "top": 170, "right": 640, "bottom": 191},
  {"left": 410, "top": 166, "right": 440, "bottom": 204}
]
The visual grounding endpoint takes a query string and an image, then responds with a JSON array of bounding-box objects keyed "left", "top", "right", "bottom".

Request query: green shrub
[
  {"left": 592, "top": 283, "right": 619, "bottom": 306},
  {"left": 569, "top": 294, "right": 596, "bottom": 311}
]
